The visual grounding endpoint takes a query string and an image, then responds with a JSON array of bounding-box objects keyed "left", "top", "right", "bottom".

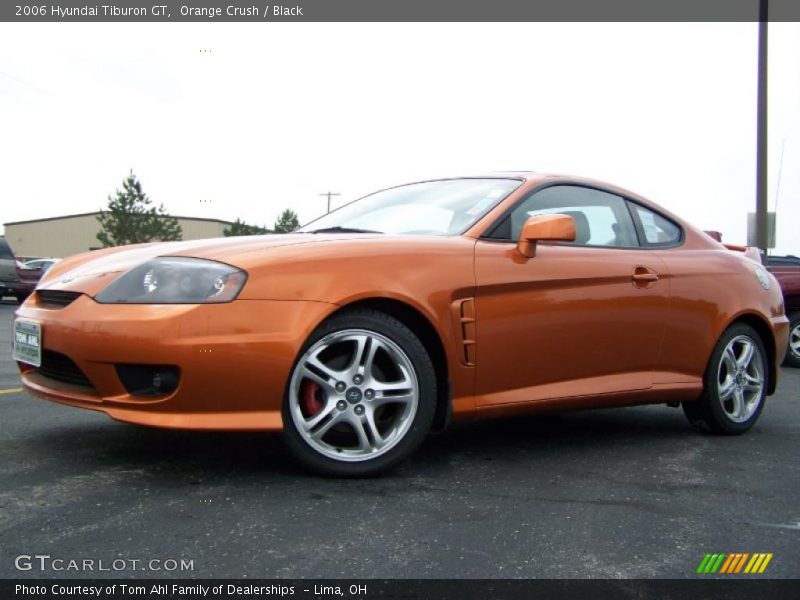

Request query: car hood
[{"left": 38, "top": 233, "right": 380, "bottom": 296}]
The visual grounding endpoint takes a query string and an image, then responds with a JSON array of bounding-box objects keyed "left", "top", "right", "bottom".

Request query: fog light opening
[
  {"left": 152, "top": 368, "right": 179, "bottom": 395},
  {"left": 115, "top": 364, "right": 180, "bottom": 397}
]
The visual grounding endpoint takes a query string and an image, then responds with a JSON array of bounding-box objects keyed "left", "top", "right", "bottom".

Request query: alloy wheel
[
  {"left": 716, "top": 334, "right": 765, "bottom": 423},
  {"left": 789, "top": 322, "right": 800, "bottom": 360},
  {"left": 288, "top": 329, "right": 419, "bottom": 462}
]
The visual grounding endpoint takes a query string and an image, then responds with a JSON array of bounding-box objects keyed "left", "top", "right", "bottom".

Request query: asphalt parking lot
[{"left": 0, "top": 298, "right": 798, "bottom": 579}]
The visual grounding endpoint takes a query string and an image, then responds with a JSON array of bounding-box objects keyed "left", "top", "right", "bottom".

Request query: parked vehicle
[
  {"left": 13, "top": 174, "right": 789, "bottom": 476},
  {"left": 767, "top": 255, "right": 800, "bottom": 367},
  {"left": 15, "top": 261, "right": 46, "bottom": 302},
  {"left": 0, "top": 238, "right": 29, "bottom": 302},
  {"left": 24, "top": 258, "right": 60, "bottom": 273}
]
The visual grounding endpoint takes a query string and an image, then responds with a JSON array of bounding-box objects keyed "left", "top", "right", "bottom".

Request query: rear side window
[
  {"left": 0, "top": 239, "right": 15, "bottom": 260},
  {"left": 633, "top": 205, "right": 681, "bottom": 245}
]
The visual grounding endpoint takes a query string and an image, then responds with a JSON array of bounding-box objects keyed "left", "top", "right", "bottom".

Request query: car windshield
[{"left": 298, "top": 178, "right": 522, "bottom": 235}]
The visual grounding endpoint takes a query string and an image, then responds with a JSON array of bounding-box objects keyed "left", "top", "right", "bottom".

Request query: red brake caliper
[{"left": 300, "top": 380, "right": 324, "bottom": 417}]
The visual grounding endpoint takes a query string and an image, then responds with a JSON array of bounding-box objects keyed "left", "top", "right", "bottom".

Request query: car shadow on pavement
[
  {"left": 24, "top": 420, "right": 299, "bottom": 478},
  {"left": 18, "top": 405, "right": 696, "bottom": 480},
  {"left": 415, "top": 407, "right": 697, "bottom": 466}
]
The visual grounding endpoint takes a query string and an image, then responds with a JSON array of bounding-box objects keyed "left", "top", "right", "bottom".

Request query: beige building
[{"left": 3, "top": 212, "right": 234, "bottom": 259}]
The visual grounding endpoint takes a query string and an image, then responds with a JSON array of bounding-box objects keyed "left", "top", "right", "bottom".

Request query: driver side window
[{"left": 490, "top": 185, "right": 639, "bottom": 248}]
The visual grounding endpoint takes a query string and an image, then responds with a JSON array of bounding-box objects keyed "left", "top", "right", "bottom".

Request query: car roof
[
  {"left": 398, "top": 172, "right": 534, "bottom": 184},
  {"left": 394, "top": 172, "right": 669, "bottom": 212}
]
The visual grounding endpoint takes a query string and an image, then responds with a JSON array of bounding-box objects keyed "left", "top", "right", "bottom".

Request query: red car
[
  {"left": 767, "top": 255, "right": 800, "bottom": 367},
  {"left": 14, "top": 261, "right": 43, "bottom": 302}
]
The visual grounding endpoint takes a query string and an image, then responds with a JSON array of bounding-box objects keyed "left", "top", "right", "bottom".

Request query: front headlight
[{"left": 95, "top": 257, "right": 247, "bottom": 304}]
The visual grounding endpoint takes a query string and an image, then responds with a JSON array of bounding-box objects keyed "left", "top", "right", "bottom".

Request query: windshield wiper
[{"left": 308, "top": 226, "right": 384, "bottom": 234}]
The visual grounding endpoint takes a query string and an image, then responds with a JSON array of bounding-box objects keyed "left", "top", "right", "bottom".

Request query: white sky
[{"left": 0, "top": 22, "right": 798, "bottom": 254}]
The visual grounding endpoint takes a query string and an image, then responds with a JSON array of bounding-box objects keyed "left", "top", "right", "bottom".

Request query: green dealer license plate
[{"left": 13, "top": 319, "right": 41, "bottom": 367}]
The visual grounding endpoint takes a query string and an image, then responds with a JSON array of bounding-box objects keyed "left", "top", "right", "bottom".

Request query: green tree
[
  {"left": 273, "top": 209, "right": 300, "bottom": 233},
  {"left": 223, "top": 218, "right": 270, "bottom": 237},
  {"left": 97, "top": 171, "right": 182, "bottom": 247}
]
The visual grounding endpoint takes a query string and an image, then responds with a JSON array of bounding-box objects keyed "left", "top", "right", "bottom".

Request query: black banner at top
[{"left": 4, "top": 0, "right": 800, "bottom": 22}]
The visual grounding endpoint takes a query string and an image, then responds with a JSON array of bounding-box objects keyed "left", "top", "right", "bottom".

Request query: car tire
[
  {"left": 282, "top": 308, "right": 437, "bottom": 477},
  {"left": 682, "top": 323, "right": 768, "bottom": 435},
  {"left": 782, "top": 311, "right": 800, "bottom": 369}
]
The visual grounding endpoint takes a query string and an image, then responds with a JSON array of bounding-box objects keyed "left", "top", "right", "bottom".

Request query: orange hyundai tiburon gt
[{"left": 14, "top": 174, "right": 789, "bottom": 476}]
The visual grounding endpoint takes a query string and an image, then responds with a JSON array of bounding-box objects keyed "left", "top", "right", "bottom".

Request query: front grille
[
  {"left": 37, "top": 290, "right": 82, "bottom": 309},
  {"left": 36, "top": 351, "right": 94, "bottom": 389}
]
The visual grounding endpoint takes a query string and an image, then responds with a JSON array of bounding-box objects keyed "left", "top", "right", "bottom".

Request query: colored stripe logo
[{"left": 696, "top": 553, "right": 773, "bottom": 574}]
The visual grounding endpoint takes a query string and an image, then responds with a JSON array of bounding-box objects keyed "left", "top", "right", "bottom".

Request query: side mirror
[{"left": 517, "top": 214, "right": 576, "bottom": 258}]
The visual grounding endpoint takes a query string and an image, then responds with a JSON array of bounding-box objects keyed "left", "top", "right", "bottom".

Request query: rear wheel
[
  {"left": 282, "top": 309, "right": 436, "bottom": 477},
  {"left": 783, "top": 312, "right": 800, "bottom": 368},
  {"left": 683, "top": 323, "right": 768, "bottom": 434}
]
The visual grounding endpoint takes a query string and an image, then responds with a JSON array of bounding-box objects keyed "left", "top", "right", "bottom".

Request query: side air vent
[
  {"left": 451, "top": 298, "right": 476, "bottom": 366},
  {"left": 36, "top": 290, "right": 82, "bottom": 309}
]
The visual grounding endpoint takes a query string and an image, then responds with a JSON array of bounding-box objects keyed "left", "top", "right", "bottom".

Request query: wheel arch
[
  {"left": 328, "top": 297, "right": 452, "bottom": 431},
  {"left": 725, "top": 312, "right": 778, "bottom": 396}
]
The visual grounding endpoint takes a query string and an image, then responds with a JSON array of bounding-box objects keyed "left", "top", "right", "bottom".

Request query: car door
[{"left": 473, "top": 184, "right": 670, "bottom": 406}]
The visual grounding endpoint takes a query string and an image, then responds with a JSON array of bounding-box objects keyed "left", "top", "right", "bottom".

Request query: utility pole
[
  {"left": 319, "top": 191, "right": 341, "bottom": 214},
  {"left": 755, "top": 0, "right": 769, "bottom": 257}
]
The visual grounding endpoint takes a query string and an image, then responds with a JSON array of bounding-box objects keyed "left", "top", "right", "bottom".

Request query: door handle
[{"left": 632, "top": 267, "right": 659, "bottom": 286}]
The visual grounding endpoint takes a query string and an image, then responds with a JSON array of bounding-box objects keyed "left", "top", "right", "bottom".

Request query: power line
[
  {"left": 319, "top": 191, "right": 341, "bottom": 214},
  {"left": 774, "top": 138, "right": 785, "bottom": 215}
]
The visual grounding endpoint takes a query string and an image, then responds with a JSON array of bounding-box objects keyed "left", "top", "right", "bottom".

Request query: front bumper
[{"left": 15, "top": 292, "right": 337, "bottom": 430}]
